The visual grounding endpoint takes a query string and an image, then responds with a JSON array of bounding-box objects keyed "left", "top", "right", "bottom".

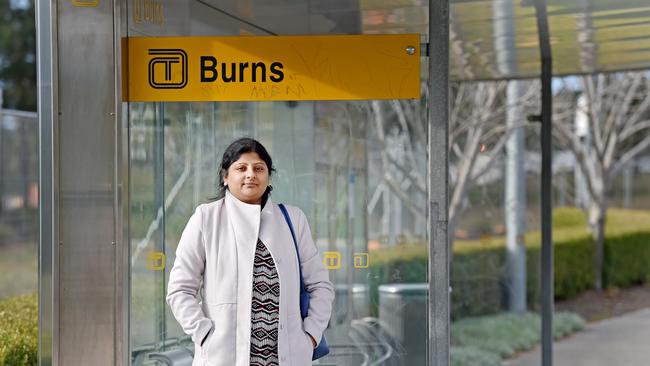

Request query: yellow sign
[
  {"left": 323, "top": 252, "right": 341, "bottom": 270},
  {"left": 147, "top": 251, "right": 165, "bottom": 271},
  {"left": 353, "top": 253, "right": 369, "bottom": 268},
  {"left": 125, "top": 34, "right": 420, "bottom": 102},
  {"left": 72, "top": 0, "right": 99, "bottom": 6}
]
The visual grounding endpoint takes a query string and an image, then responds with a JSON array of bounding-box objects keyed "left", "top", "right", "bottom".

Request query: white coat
[{"left": 167, "top": 190, "right": 335, "bottom": 366}]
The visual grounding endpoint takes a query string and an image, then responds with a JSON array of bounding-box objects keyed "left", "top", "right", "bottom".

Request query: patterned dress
[{"left": 250, "top": 239, "right": 281, "bottom": 366}]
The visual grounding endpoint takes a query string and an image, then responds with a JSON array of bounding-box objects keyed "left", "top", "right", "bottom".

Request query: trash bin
[
  {"left": 378, "top": 283, "right": 427, "bottom": 366},
  {"left": 334, "top": 283, "right": 369, "bottom": 324},
  {"left": 147, "top": 347, "right": 193, "bottom": 366}
]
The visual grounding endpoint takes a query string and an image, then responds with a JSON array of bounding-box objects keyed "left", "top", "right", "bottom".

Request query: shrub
[
  {"left": 604, "top": 231, "right": 650, "bottom": 287},
  {"left": 451, "top": 346, "right": 501, "bottom": 366},
  {"left": 0, "top": 293, "right": 38, "bottom": 365},
  {"left": 451, "top": 311, "right": 584, "bottom": 364},
  {"left": 527, "top": 236, "right": 595, "bottom": 302}
]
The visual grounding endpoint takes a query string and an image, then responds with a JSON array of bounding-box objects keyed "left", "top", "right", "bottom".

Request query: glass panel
[
  {"left": 129, "top": 99, "right": 430, "bottom": 365},
  {"left": 448, "top": 79, "right": 546, "bottom": 365},
  {"left": 452, "top": 73, "right": 650, "bottom": 365},
  {"left": 0, "top": 109, "right": 39, "bottom": 364},
  {"left": 547, "top": 74, "right": 650, "bottom": 366},
  {"left": 0, "top": 111, "right": 38, "bottom": 299}
]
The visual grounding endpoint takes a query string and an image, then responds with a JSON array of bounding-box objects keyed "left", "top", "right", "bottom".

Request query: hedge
[
  {"left": 0, "top": 293, "right": 38, "bottom": 365},
  {"left": 368, "top": 208, "right": 650, "bottom": 318}
]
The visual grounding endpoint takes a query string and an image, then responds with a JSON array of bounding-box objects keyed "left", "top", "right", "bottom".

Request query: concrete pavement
[{"left": 504, "top": 307, "right": 650, "bottom": 366}]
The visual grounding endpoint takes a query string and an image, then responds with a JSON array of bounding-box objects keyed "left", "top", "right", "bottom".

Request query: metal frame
[
  {"left": 38, "top": 0, "right": 126, "bottom": 364},
  {"left": 533, "top": 1, "right": 554, "bottom": 365},
  {"left": 427, "top": 0, "right": 450, "bottom": 365},
  {"left": 115, "top": 0, "right": 130, "bottom": 365},
  {"left": 37, "top": 0, "right": 59, "bottom": 364}
]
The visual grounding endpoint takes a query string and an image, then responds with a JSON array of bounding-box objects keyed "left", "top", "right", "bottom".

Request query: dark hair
[{"left": 215, "top": 137, "right": 275, "bottom": 204}]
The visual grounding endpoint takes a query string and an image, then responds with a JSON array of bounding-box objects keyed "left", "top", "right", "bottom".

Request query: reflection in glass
[
  {"left": 0, "top": 110, "right": 38, "bottom": 365},
  {"left": 129, "top": 99, "right": 429, "bottom": 365},
  {"left": 0, "top": 111, "right": 38, "bottom": 300}
]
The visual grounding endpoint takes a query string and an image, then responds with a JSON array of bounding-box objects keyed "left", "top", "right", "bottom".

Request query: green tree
[{"left": 0, "top": 0, "right": 36, "bottom": 111}]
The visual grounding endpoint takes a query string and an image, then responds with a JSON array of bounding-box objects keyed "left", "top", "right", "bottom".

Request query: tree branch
[{"left": 611, "top": 135, "right": 650, "bottom": 177}]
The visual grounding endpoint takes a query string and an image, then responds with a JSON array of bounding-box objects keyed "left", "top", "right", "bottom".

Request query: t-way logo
[{"left": 148, "top": 49, "right": 187, "bottom": 89}]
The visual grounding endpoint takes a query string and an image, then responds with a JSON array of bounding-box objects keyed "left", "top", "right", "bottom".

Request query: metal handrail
[
  {"left": 132, "top": 335, "right": 193, "bottom": 366},
  {"left": 131, "top": 317, "right": 402, "bottom": 366},
  {"left": 352, "top": 318, "right": 397, "bottom": 365}
]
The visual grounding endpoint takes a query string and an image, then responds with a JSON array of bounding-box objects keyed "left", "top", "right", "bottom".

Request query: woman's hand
[{"left": 307, "top": 333, "right": 317, "bottom": 348}]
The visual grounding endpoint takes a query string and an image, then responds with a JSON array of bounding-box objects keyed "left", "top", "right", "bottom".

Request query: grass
[
  {"left": 454, "top": 207, "right": 650, "bottom": 253},
  {"left": 0, "top": 293, "right": 38, "bottom": 365},
  {"left": 369, "top": 206, "right": 650, "bottom": 264},
  {"left": 0, "top": 243, "right": 37, "bottom": 301},
  {"left": 454, "top": 207, "right": 650, "bottom": 255}
]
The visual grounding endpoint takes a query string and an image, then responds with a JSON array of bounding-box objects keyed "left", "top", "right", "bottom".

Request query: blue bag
[{"left": 279, "top": 204, "right": 330, "bottom": 360}]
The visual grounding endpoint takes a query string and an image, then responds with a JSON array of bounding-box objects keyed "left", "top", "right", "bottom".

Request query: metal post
[
  {"left": 154, "top": 103, "right": 166, "bottom": 346},
  {"left": 38, "top": 0, "right": 119, "bottom": 363},
  {"left": 0, "top": 89, "right": 4, "bottom": 216},
  {"left": 533, "top": 0, "right": 554, "bottom": 365},
  {"left": 493, "top": 0, "right": 527, "bottom": 313},
  {"left": 115, "top": 1, "right": 130, "bottom": 364},
  {"left": 427, "top": 0, "right": 450, "bottom": 365},
  {"left": 574, "top": 95, "right": 590, "bottom": 209},
  {"left": 20, "top": 111, "right": 30, "bottom": 237},
  {"left": 505, "top": 81, "right": 528, "bottom": 313},
  {"left": 36, "top": 0, "right": 59, "bottom": 363},
  {"left": 346, "top": 170, "right": 355, "bottom": 322}
]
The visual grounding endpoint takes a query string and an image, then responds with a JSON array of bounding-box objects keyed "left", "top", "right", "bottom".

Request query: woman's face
[{"left": 224, "top": 151, "right": 270, "bottom": 205}]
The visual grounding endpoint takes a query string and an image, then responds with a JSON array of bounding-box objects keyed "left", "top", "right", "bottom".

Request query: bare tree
[
  {"left": 553, "top": 72, "right": 650, "bottom": 292},
  {"left": 367, "top": 80, "right": 537, "bottom": 248}
]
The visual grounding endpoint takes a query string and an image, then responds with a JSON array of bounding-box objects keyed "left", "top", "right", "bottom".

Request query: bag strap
[{"left": 278, "top": 204, "right": 306, "bottom": 290}]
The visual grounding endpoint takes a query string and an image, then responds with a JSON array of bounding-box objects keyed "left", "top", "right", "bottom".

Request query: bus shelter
[{"left": 36, "top": 0, "right": 650, "bottom": 365}]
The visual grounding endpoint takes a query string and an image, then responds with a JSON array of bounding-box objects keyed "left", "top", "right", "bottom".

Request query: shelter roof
[{"left": 359, "top": 0, "right": 650, "bottom": 80}]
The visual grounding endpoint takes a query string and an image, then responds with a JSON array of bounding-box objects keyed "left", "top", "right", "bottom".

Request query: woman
[{"left": 167, "top": 138, "right": 334, "bottom": 366}]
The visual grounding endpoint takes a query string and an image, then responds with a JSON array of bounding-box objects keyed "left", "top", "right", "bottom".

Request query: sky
[
  {"left": 10, "top": 0, "right": 30, "bottom": 10},
  {"left": 552, "top": 75, "right": 581, "bottom": 92}
]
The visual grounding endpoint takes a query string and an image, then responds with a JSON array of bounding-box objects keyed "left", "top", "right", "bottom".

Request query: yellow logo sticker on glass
[
  {"left": 147, "top": 251, "right": 165, "bottom": 271},
  {"left": 323, "top": 252, "right": 341, "bottom": 270},
  {"left": 72, "top": 0, "right": 99, "bottom": 7},
  {"left": 133, "top": 0, "right": 165, "bottom": 25},
  {"left": 353, "top": 253, "right": 369, "bottom": 268}
]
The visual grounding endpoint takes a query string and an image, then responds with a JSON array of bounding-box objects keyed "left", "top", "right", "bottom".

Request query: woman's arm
[
  {"left": 294, "top": 208, "right": 335, "bottom": 346},
  {"left": 166, "top": 206, "right": 213, "bottom": 345}
]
